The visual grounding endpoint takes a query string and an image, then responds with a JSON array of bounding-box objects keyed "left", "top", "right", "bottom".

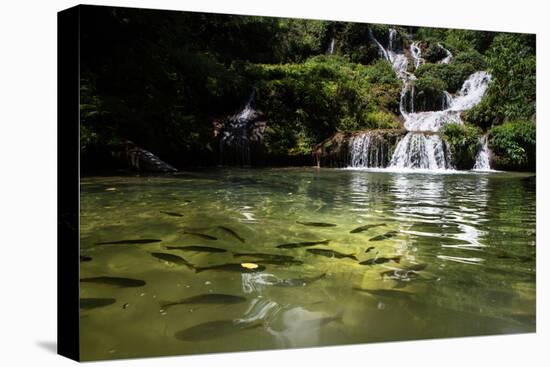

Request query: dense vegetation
[{"left": 80, "top": 6, "right": 536, "bottom": 171}]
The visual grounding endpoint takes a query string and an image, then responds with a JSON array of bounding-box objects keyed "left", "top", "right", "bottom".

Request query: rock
[{"left": 113, "top": 140, "right": 177, "bottom": 172}]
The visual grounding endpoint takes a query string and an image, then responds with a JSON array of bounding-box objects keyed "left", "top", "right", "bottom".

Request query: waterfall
[
  {"left": 359, "top": 28, "right": 491, "bottom": 171},
  {"left": 438, "top": 43, "right": 453, "bottom": 64},
  {"left": 220, "top": 90, "right": 258, "bottom": 166},
  {"left": 327, "top": 38, "right": 336, "bottom": 55},
  {"left": 410, "top": 42, "right": 424, "bottom": 69},
  {"left": 389, "top": 133, "right": 452, "bottom": 170},
  {"left": 349, "top": 133, "right": 392, "bottom": 168},
  {"left": 473, "top": 135, "right": 492, "bottom": 171}
]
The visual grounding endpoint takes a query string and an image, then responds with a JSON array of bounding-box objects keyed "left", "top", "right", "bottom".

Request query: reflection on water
[{"left": 80, "top": 168, "right": 536, "bottom": 360}]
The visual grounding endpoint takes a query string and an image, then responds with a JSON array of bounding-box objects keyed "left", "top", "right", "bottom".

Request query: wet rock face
[{"left": 113, "top": 141, "right": 177, "bottom": 172}]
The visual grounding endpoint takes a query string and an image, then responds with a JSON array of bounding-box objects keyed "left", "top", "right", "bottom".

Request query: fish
[
  {"left": 218, "top": 226, "right": 245, "bottom": 243},
  {"left": 359, "top": 256, "right": 402, "bottom": 266},
  {"left": 350, "top": 223, "right": 386, "bottom": 233},
  {"left": 165, "top": 245, "right": 227, "bottom": 253},
  {"left": 160, "top": 211, "right": 184, "bottom": 217},
  {"left": 254, "top": 259, "right": 304, "bottom": 266},
  {"left": 160, "top": 294, "right": 247, "bottom": 310},
  {"left": 174, "top": 320, "right": 262, "bottom": 341},
  {"left": 95, "top": 239, "right": 162, "bottom": 245},
  {"left": 365, "top": 246, "right": 375, "bottom": 253},
  {"left": 296, "top": 221, "right": 337, "bottom": 227},
  {"left": 80, "top": 276, "right": 146, "bottom": 288},
  {"left": 306, "top": 248, "right": 357, "bottom": 260},
  {"left": 276, "top": 239, "right": 330, "bottom": 249},
  {"left": 194, "top": 263, "right": 266, "bottom": 273},
  {"left": 182, "top": 231, "right": 218, "bottom": 241},
  {"left": 369, "top": 231, "right": 399, "bottom": 241},
  {"left": 80, "top": 255, "right": 92, "bottom": 262},
  {"left": 353, "top": 287, "right": 413, "bottom": 299},
  {"left": 80, "top": 297, "right": 116, "bottom": 310},
  {"left": 151, "top": 252, "right": 194, "bottom": 268},
  {"left": 233, "top": 253, "right": 296, "bottom": 261},
  {"left": 274, "top": 273, "right": 327, "bottom": 287}
]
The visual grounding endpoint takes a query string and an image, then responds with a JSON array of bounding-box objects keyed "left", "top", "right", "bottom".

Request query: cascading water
[
  {"left": 473, "top": 135, "right": 492, "bottom": 171},
  {"left": 327, "top": 38, "right": 336, "bottom": 55},
  {"left": 220, "top": 90, "right": 258, "bottom": 166},
  {"left": 389, "top": 133, "right": 451, "bottom": 169},
  {"left": 349, "top": 133, "right": 392, "bottom": 168},
  {"left": 349, "top": 28, "right": 491, "bottom": 171},
  {"left": 438, "top": 43, "right": 453, "bottom": 64},
  {"left": 410, "top": 42, "right": 424, "bottom": 69}
]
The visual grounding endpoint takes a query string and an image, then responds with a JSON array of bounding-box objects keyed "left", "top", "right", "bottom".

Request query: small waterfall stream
[
  {"left": 473, "top": 135, "right": 492, "bottom": 171},
  {"left": 327, "top": 38, "right": 336, "bottom": 55},
  {"left": 349, "top": 28, "right": 491, "bottom": 171},
  {"left": 349, "top": 133, "right": 392, "bottom": 168},
  {"left": 220, "top": 90, "right": 258, "bottom": 166}
]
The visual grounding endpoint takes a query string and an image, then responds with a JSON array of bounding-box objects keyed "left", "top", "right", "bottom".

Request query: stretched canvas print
[{"left": 58, "top": 4, "right": 536, "bottom": 361}]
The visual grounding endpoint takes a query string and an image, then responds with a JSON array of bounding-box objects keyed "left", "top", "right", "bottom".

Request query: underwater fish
[
  {"left": 296, "top": 221, "right": 337, "bottom": 227},
  {"left": 182, "top": 231, "right": 218, "bottom": 241},
  {"left": 80, "top": 297, "right": 116, "bottom": 310},
  {"left": 369, "top": 231, "right": 399, "bottom": 241},
  {"left": 365, "top": 246, "right": 375, "bottom": 253},
  {"left": 359, "top": 256, "right": 402, "bottom": 266},
  {"left": 254, "top": 259, "right": 304, "bottom": 266},
  {"left": 274, "top": 273, "right": 327, "bottom": 287},
  {"left": 151, "top": 252, "right": 193, "bottom": 268},
  {"left": 80, "top": 276, "right": 146, "bottom": 288},
  {"left": 194, "top": 263, "right": 266, "bottom": 273},
  {"left": 160, "top": 211, "right": 184, "bottom": 217},
  {"left": 174, "top": 320, "right": 262, "bottom": 341},
  {"left": 350, "top": 223, "right": 386, "bottom": 233},
  {"left": 95, "top": 239, "right": 162, "bottom": 245},
  {"left": 233, "top": 253, "right": 296, "bottom": 261},
  {"left": 276, "top": 239, "right": 331, "bottom": 249},
  {"left": 161, "top": 294, "right": 247, "bottom": 310},
  {"left": 306, "top": 248, "right": 357, "bottom": 260},
  {"left": 353, "top": 287, "right": 413, "bottom": 299},
  {"left": 218, "top": 226, "right": 245, "bottom": 243},
  {"left": 80, "top": 255, "right": 92, "bottom": 262},
  {"left": 165, "top": 245, "right": 227, "bottom": 253}
]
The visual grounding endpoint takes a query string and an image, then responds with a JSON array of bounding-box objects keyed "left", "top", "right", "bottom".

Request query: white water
[
  {"left": 350, "top": 29, "right": 491, "bottom": 171},
  {"left": 473, "top": 135, "right": 492, "bottom": 171},
  {"left": 349, "top": 133, "right": 389, "bottom": 168},
  {"left": 389, "top": 133, "right": 452, "bottom": 170},
  {"left": 410, "top": 42, "right": 424, "bottom": 69},
  {"left": 327, "top": 38, "right": 335, "bottom": 55},
  {"left": 220, "top": 90, "right": 258, "bottom": 165},
  {"left": 438, "top": 43, "right": 453, "bottom": 64}
]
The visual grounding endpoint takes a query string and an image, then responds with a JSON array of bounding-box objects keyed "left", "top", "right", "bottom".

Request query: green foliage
[
  {"left": 246, "top": 56, "right": 400, "bottom": 155},
  {"left": 488, "top": 121, "right": 536, "bottom": 170},
  {"left": 78, "top": 7, "right": 535, "bottom": 170},
  {"left": 453, "top": 50, "right": 486, "bottom": 70},
  {"left": 275, "top": 19, "right": 331, "bottom": 62},
  {"left": 441, "top": 123, "right": 481, "bottom": 169},
  {"left": 424, "top": 43, "right": 448, "bottom": 63},
  {"left": 415, "top": 63, "right": 475, "bottom": 93},
  {"left": 444, "top": 29, "right": 496, "bottom": 54}
]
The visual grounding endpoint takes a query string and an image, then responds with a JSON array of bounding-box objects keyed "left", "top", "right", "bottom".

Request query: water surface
[{"left": 80, "top": 168, "right": 536, "bottom": 360}]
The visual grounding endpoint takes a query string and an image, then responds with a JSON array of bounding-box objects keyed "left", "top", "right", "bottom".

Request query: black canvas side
[{"left": 57, "top": 5, "right": 81, "bottom": 362}]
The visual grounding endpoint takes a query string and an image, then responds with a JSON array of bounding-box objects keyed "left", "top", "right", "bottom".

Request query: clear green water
[{"left": 79, "top": 168, "right": 536, "bottom": 360}]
